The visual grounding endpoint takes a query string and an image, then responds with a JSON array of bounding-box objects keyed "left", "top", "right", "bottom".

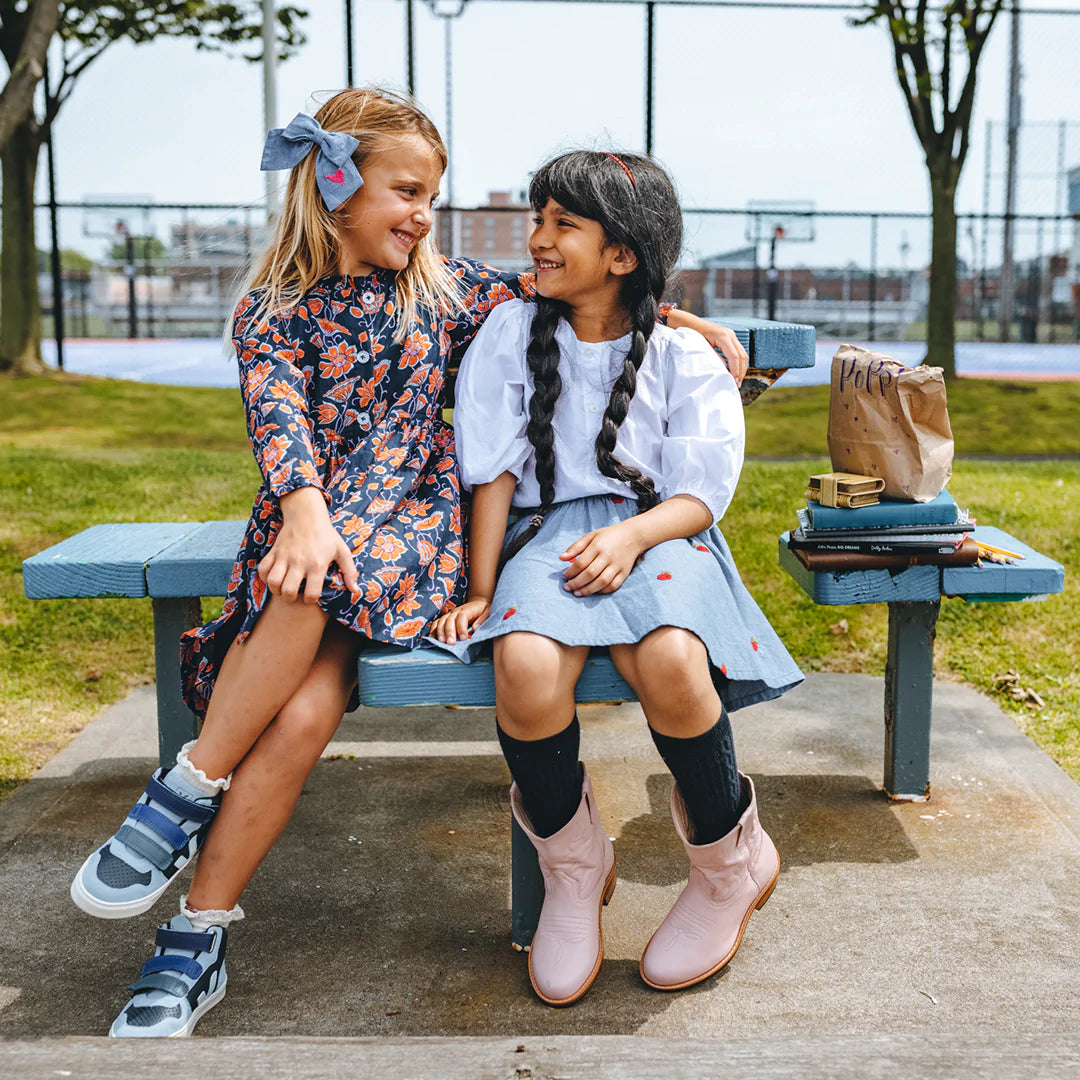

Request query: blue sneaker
[
  {"left": 71, "top": 768, "right": 220, "bottom": 919},
  {"left": 110, "top": 915, "right": 228, "bottom": 1038}
]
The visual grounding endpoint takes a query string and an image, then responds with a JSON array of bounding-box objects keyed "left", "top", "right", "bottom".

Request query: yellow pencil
[{"left": 978, "top": 542, "right": 1025, "bottom": 560}]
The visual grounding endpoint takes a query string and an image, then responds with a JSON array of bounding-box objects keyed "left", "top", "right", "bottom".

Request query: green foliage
[
  {"left": 54, "top": 2, "right": 308, "bottom": 64},
  {"left": 34, "top": 247, "right": 93, "bottom": 273},
  {"left": 107, "top": 234, "right": 167, "bottom": 265}
]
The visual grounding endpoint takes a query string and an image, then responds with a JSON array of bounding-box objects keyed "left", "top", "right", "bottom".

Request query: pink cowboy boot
[
  {"left": 511, "top": 769, "right": 617, "bottom": 1006},
  {"left": 640, "top": 773, "right": 778, "bottom": 991}
]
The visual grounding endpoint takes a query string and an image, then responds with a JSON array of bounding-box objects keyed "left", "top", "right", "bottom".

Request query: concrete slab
[{"left": 1, "top": 673, "right": 1078, "bottom": 1051}]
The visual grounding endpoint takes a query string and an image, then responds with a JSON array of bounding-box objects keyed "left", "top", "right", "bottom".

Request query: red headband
[{"left": 603, "top": 152, "right": 636, "bottom": 187}]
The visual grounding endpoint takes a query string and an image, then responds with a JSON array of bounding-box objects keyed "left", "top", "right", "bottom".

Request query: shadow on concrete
[
  {"left": 0, "top": 756, "right": 686, "bottom": 1037},
  {"left": 613, "top": 771, "right": 918, "bottom": 888}
]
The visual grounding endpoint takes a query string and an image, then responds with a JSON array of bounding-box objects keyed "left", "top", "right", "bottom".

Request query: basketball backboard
[{"left": 745, "top": 200, "right": 815, "bottom": 244}]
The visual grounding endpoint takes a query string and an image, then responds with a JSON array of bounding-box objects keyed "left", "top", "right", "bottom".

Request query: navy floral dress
[{"left": 179, "top": 259, "right": 535, "bottom": 719}]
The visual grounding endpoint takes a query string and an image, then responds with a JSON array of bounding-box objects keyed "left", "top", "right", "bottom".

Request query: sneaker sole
[
  {"left": 70, "top": 850, "right": 188, "bottom": 920},
  {"left": 639, "top": 853, "right": 780, "bottom": 991},
  {"left": 109, "top": 978, "right": 227, "bottom": 1038}
]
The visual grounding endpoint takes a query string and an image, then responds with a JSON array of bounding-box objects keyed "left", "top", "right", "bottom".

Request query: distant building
[{"left": 437, "top": 191, "right": 532, "bottom": 270}]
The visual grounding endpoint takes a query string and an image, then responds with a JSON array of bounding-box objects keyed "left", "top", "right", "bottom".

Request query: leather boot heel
[
  {"left": 602, "top": 860, "right": 618, "bottom": 906},
  {"left": 755, "top": 864, "right": 779, "bottom": 910}
]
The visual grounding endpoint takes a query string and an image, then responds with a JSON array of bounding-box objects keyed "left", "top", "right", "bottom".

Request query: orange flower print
[
  {"left": 245, "top": 361, "right": 274, "bottom": 396},
  {"left": 260, "top": 435, "right": 291, "bottom": 470},
  {"left": 250, "top": 574, "right": 267, "bottom": 608},
  {"left": 371, "top": 533, "right": 407, "bottom": 562},
  {"left": 319, "top": 342, "right": 357, "bottom": 379},
  {"left": 391, "top": 618, "right": 426, "bottom": 640},
  {"left": 400, "top": 331, "right": 431, "bottom": 368},
  {"left": 341, "top": 518, "right": 374, "bottom": 545},
  {"left": 296, "top": 460, "right": 321, "bottom": 484},
  {"left": 486, "top": 281, "right": 514, "bottom": 306},
  {"left": 394, "top": 573, "right": 421, "bottom": 616}
]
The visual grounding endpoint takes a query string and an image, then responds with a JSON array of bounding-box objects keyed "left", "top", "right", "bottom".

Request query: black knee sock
[
  {"left": 649, "top": 711, "right": 746, "bottom": 845},
  {"left": 497, "top": 715, "right": 582, "bottom": 838}
]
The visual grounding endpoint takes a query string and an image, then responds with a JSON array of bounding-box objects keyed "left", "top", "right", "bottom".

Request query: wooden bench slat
[
  {"left": 145, "top": 521, "right": 247, "bottom": 598},
  {"left": 358, "top": 644, "right": 635, "bottom": 708},
  {"left": 22, "top": 522, "right": 203, "bottom": 599},
  {"left": 942, "top": 526, "right": 1065, "bottom": 600},
  {"left": 715, "top": 317, "right": 816, "bottom": 368}
]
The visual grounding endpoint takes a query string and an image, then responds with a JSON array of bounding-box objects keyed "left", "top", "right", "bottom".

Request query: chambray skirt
[{"left": 430, "top": 494, "right": 804, "bottom": 712}]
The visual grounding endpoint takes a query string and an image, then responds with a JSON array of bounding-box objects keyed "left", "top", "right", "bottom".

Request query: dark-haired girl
[{"left": 430, "top": 150, "right": 803, "bottom": 1007}]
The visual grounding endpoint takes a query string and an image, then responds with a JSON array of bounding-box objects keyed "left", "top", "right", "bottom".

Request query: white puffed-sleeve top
[{"left": 452, "top": 299, "right": 745, "bottom": 522}]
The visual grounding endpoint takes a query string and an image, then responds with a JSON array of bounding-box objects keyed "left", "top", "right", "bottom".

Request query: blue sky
[{"left": 42, "top": 0, "right": 1080, "bottom": 268}]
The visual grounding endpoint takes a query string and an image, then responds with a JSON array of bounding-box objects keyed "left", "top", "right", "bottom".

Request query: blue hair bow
[{"left": 261, "top": 113, "right": 362, "bottom": 212}]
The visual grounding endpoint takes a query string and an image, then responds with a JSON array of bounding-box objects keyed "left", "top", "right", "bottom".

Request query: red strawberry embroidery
[
  {"left": 751, "top": 638, "right": 759, "bottom": 651},
  {"left": 325, "top": 168, "right": 345, "bottom": 184},
  {"left": 503, "top": 607, "right": 517, "bottom": 620},
  {"left": 720, "top": 664, "right": 728, "bottom": 676},
  {"left": 696, "top": 544, "right": 709, "bottom": 552},
  {"left": 611, "top": 496, "right": 624, "bottom": 503},
  {"left": 657, "top": 572, "right": 672, "bottom": 581}
]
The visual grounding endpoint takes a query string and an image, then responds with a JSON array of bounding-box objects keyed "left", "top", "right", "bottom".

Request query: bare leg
[
  {"left": 493, "top": 632, "right": 589, "bottom": 739},
  {"left": 609, "top": 626, "right": 722, "bottom": 737},
  {"left": 184, "top": 619, "right": 359, "bottom": 911},
  {"left": 187, "top": 596, "right": 331, "bottom": 780}
]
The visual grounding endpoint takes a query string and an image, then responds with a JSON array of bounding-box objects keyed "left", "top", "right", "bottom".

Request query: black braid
[
  {"left": 593, "top": 289, "right": 661, "bottom": 510},
  {"left": 498, "top": 297, "right": 566, "bottom": 569},
  {"left": 499, "top": 149, "right": 682, "bottom": 569}
]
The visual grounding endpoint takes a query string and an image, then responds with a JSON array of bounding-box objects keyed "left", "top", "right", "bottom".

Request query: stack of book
[{"left": 787, "top": 489, "right": 979, "bottom": 571}]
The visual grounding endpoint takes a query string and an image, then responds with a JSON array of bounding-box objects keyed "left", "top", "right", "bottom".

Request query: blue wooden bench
[
  {"left": 778, "top": 527, "right": 1064, "bottom": 803},
  {"left": 23, "top": 316, "right": 815, "bottom": 950}
]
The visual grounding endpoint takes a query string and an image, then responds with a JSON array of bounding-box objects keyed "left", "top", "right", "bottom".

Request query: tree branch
[{"left": 0, "top": 0, "right": 59, "bottom": 151}]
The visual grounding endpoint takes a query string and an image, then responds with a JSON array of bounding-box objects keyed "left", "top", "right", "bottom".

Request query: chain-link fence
[{"left": 35, "top": 200, "right": 1079, "bottom": 345}]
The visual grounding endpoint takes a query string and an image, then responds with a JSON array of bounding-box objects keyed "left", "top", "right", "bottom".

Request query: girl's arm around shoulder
[
  {"left": 658, "top": 326, "right": 745, "bottom": 524},
  {"left": 453, "top": 299, "right": 532, "bottom": 493},
  {"left": 430, "top": 471, "right": 517, "bottom": 644},
  {"left": 662, "top": 309, "right": 749, "bottom": 384},
  {"left": 440, "top": 257, "right": 537, "bottom": 360},
  {"left": 232, "top": 294, "right": 324, "bottom": 501}
]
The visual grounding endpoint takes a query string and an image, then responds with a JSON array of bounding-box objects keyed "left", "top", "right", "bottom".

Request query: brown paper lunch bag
[{"left": 826, "top": 344, "right": 953, "bottom": 502}]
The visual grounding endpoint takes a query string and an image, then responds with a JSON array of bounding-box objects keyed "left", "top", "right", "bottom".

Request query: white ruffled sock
[
  {"left": 181, "top": 893, "right": 245, "bottom": 931},
  {"left": 170, "top": 740, "right": 232, "bottom": 796}
]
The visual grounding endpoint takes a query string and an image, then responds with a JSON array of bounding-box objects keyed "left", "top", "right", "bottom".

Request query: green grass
[
  {"left": 745, "top": 379, "right": 1080, "bottom": 460},
  {"left": 1, "top": 373, "right": 1077, "bottom": 798}
]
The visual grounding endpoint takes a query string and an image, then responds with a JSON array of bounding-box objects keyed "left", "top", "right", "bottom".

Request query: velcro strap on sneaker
[
  {"left": 140, "top": 954, "right": 204, "bottom": 981},
  {"left": 144, "top": 772, "right": 217, "bottom": 824},
  {"left": 155, "top": 927, "right": 215, "bottom": 953},
  {"left": 127, "top": 971, "right": 193, "bottom": 998},
  {"left": 128, "top": 803, "right": 191, "bottom": 853},
  {"left": 114, "top": 825, "right": 174, "bottom": 872}
]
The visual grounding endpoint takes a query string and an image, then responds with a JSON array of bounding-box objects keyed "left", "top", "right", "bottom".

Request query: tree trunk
[
  {"left": 925, "top": 166, "right": 958, "bottom": 379},
  {"left": 0, "top": 117, "right": 46, "bottom": 375}
]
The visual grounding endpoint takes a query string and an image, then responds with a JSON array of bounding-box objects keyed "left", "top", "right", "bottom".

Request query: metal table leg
[
  {"left": 510, "top": 812, "right": 543, "bottom": 951},
  {"left": 883, "top": 600, "right": 940, "bottom": 802},
  {"left": 151, "top": 597, "right": 202, "bottom": 769}
]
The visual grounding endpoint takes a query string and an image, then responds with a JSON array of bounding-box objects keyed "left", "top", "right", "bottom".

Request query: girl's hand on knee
[
  {"left": 259, "top": 512, "right": 360, "bottom": 605},
  {"left": 560, "top": 524, "right": 643, "bottom": 597},
  {"left": 431, "top": 598, "right": 491, "bottom": 644}
]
